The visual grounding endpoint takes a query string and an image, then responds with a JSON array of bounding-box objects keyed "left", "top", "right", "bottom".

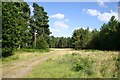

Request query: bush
[
  {"left": 2, "top": 47, "right": 13, "bottom": 57},
  {"left": 73, "top": 57, "right": 94, "bottom": 76}
]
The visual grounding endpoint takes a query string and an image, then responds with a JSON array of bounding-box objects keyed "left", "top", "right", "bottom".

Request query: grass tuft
[
  {"left": 26, "top": 51, "right": 119, "bottom": 78},
  {"left": 2, "top": 48, "right": 50, "bottom": 63}
]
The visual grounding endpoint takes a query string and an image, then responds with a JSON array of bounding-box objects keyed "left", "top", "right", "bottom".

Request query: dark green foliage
[
  {"left": 2, "top": 2, "right": 50, "bottom": 57},
  {"left": 59, "top": 53, "right": 95, "bottom": 76},
  {"left": 0, "top": 2, "right": 1, "bottom": 37},
  {"left": 89, "top": 29, "right": 100, "bottom": 49},
  {"left": 72, "top": 16, "right": 120, "bottom": 51},
  {"left": 48, "top": 36, "right": 56, "bottom": 48},
  {"left": 30, "top": 3, "right": 50, "bottom": 49},
  {"left": 99, "top": 16, "right": 119, "bottom": 50},
  {"left": 73, "top": 58, "right": 94, "bottom": 73},
  {"left": 2, "top": 2, "right": 30, "bottom": 57},
  {"left": 66, "top": 37, "right": 73, "bottom": 48},
  {"left": 48, "top": 36, "right": 72, "bottom": 48},
  {"left": 58, "top": 37, "right": 67, "bottom": 48},
  {"left": 70, "top": 54, "right": 95, "bottom": 76},
  {"left": 2, "top": 47, "right": 13, "bottom": 57},
  {"left": 36, "top": 36, "right": 49, "bottom": 49},
  {"left": 72, "top": 28, "right": 92, "bottom": 49}
]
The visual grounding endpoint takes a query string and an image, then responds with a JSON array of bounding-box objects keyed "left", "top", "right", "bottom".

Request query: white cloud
[
  {"left": 29, "top": 5, "right": 34, "bottom": 16},
  {"left": 83, "top": 9, "right": 118, "bottom": 22},
  {"left": 84, "top": 9, "right": 100, "bottom": 16},
  {"left": 50, "top": 13, "right": 65, "bottom": 20},
  {"left": 54, "top": 21, "right": 69, "bottom": 29},
  {"left": 98, "top": 10, "right": 118, "bottom": 22},
  {"left": 49, "top": 13, "right": 70, "bottom": 37},
  {"left": 50, "top": 28, "right": 61, "bottom": 33},
  {"left": 97, "top": 0, "right": 107, "bottom": 7}
]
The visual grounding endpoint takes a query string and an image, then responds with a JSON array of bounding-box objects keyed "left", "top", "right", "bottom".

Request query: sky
[{"left": 27, "top": 2, "right": 118, "bottom": 37}]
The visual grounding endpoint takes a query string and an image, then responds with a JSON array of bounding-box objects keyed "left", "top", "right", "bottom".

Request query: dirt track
[{"left": 2, "top": 48, "right": 72, "bottom": 78}]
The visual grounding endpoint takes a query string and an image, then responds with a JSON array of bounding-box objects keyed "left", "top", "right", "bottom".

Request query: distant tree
[
  {"left": 116, "top": 22, "right": 120, "bottom": 50},
  {"left": 58, "top": 37, "right": 64, "bottom": 48},
  {"left": 72, "top": 28, "right": 92, "bottom": 49},
  {"left": 71, "top": 16, "right": 120, "bottom": 51},
  {"left": 66, "top": 37, "right": 72, "bottom": 48},
  {"left": 99, "top": 16, "right": 118, "bottom": 50},
  {"left": 89, "top": 29, "right": 100, "bottom": 49},
  {"left": 48, "top": 36, "right": 56, "bottom": 48},
  {"left": 48, "top": 36, "right": 72, "bottom": 48}
]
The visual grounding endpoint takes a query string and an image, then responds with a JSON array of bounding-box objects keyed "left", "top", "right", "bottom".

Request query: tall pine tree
[
  {"left": 2, "top": 2, "right": 30, "bottom": 57},
  {"left": 30, "top": 3, "right": 50, "bottom": 49}
]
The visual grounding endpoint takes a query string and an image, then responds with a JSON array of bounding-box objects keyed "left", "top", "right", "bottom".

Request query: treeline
[
  {"left": 72, "top": 16, "right": 120, "bottom": 50},
  {"left": 50, "top": 16, "right": 120, "bottom": 51},
  {"left": 48, "top": 36, "right": 72, "bottom": 48},
  {"left": 2, "top": 2, "right": 50, "bottom": 57}
]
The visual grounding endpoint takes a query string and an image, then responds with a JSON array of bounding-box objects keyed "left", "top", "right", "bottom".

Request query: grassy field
[
  {"left": 2, "top": 49, "right": 120, "bottom": 78},
  {"left": 26, "top": 49, "right": 119, "bottom": 78},
  {"left": 2, "top": 48, "right": 49, "bottom": 64}
]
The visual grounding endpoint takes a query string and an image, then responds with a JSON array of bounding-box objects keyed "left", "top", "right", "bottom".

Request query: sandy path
[{"left": 2, "top": 48, "right": 71, "bottom": 78}]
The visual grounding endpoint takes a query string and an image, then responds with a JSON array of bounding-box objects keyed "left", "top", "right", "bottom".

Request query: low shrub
[
  {"left": 72, "top": 57, "right": 94, "bottom": 76},
  {"left": 2, "top": 47, "right": 13, "bottom": 57}
]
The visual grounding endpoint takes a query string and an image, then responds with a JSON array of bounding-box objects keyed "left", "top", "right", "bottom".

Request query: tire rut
[{"left": 2, "top": 49, "right": 71, "bottom": 78}]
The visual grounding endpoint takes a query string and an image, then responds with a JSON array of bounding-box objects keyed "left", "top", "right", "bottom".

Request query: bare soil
[{"left": 2, "top": 48, "right": 72, "bottom": 78}]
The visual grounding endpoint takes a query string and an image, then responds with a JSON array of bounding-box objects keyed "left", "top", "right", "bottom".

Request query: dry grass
[
  {"left": 69, "top": 50, "right": 119, "bottom": 77},
  {"left": 2, "top": 49, "right": 119, "bottom": 78},
  {"left": 27, "top": 49, "right": 119, "bottom": 78}
]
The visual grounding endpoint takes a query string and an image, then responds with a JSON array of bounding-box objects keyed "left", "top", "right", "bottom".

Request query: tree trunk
[
  {"left": 18, "top": 44, "right": 21, "bottom": 49},
  {"left": 33, "top": 32, "right": 36, "bottom": 48}
]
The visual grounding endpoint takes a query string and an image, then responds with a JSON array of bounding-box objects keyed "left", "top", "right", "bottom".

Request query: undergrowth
[{"left": 27, "top": 52, "right": 118, "bottom": 78}]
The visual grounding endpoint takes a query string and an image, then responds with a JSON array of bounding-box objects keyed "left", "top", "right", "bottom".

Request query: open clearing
[{"left": 2, "top": 48, "right": 119, "bottom": 78}]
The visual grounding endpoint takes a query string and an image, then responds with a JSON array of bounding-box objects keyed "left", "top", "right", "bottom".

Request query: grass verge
[
  {"left": 26, "top": 51, "right": 119, "bottom": 78},
  {"left": 2, "top": 48, "right": 50, "bottom": 64}
]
